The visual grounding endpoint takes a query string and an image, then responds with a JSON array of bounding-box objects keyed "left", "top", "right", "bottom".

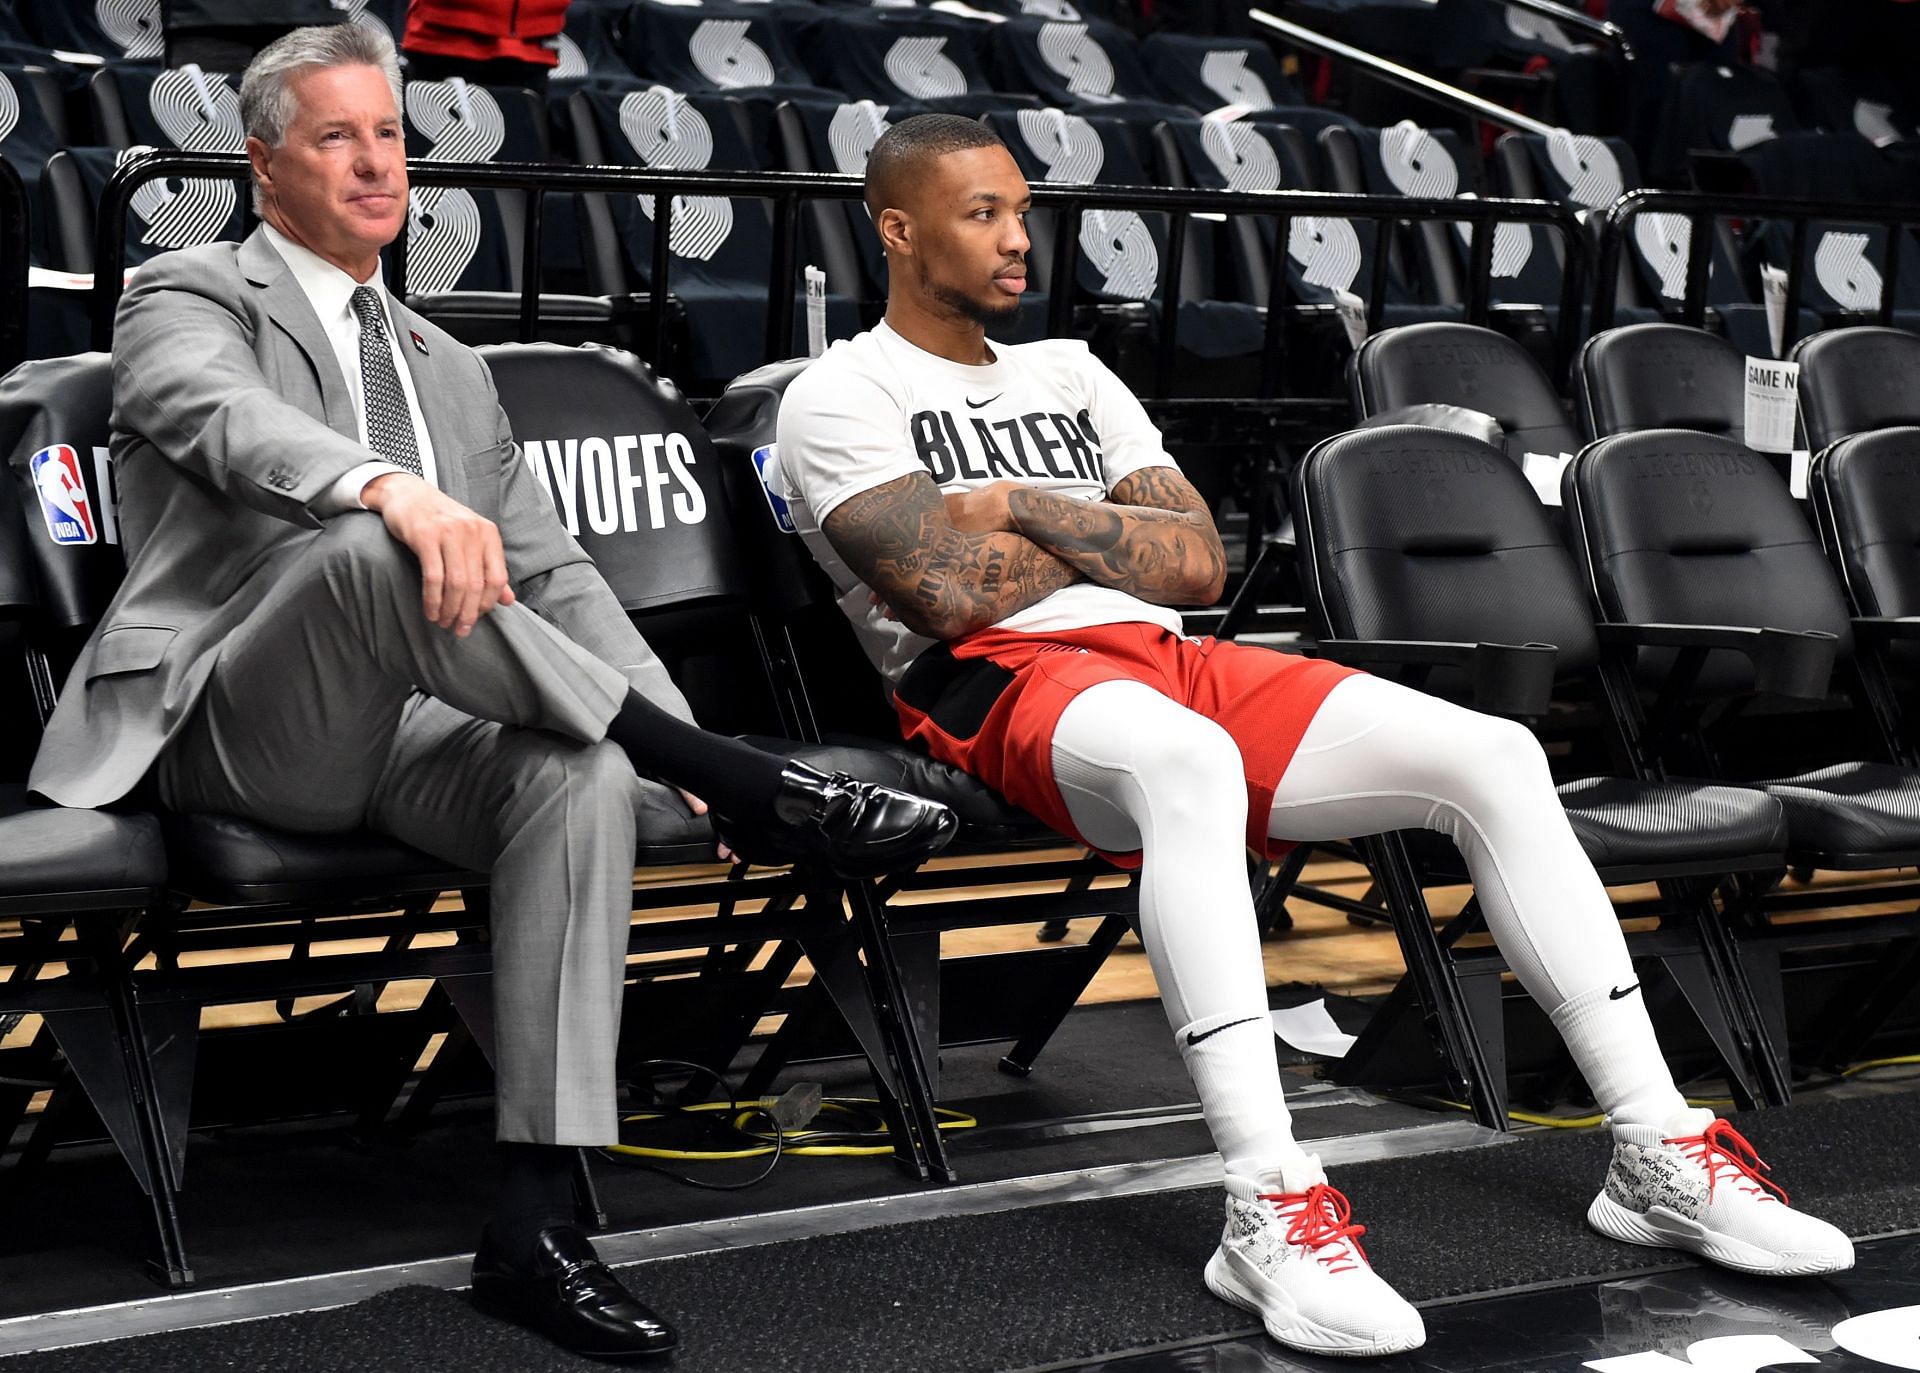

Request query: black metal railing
[
  {"left": 0, "top": 157, "right": 30, "bottom": 376},
  {"left": 1250, "top": 8, "right": 1561, "bottom": 137},
  {"left": 91, "top": 149, "right": 1587, "bottom": 397},
  {"left": 1592, "top": 188, "right": 1920, "bottom": 335}
]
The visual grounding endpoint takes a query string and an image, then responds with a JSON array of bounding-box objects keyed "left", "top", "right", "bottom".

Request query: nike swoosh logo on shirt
[
  {"left": 965, "top": 394, "right": 1003, "bottom": 409},
  {"left": 1609, "top": 983, "right": 1640, "bottom": 1001},
  {"left": 1185, "top": 1015, "right": 1264, "bottom": 1046}
]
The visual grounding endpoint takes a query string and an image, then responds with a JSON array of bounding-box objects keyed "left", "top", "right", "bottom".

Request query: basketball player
[{"left": 772, "top": 114, "right": 1854, "bottom": 1358}]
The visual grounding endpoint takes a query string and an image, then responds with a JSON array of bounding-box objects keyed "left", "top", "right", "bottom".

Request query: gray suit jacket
[{"left": 30, "top": 227, "right": 691, "bottom": 809}]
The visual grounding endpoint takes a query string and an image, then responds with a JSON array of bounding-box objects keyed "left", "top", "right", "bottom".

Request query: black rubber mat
[{"left": 9, "top": 1088, "right": 1916, "bottom": 1373}]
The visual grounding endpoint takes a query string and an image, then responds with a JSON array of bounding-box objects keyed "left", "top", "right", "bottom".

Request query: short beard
[{"left": 924, "top": 273, "right": 1023, "bottom": 327}]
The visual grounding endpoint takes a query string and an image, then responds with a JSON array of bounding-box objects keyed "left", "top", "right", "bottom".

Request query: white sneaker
[
  {"left": 1587, "top": 1115, "right": 1854, "bottom": 1277},
  {"left": 1204, "top": 1163, "right": 1426, "bottom": 1358}
]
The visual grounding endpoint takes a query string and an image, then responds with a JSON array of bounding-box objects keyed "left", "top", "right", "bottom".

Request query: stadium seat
[
  {"left": 619, "top": 1, "right": 832, "bottom": 104},
  {"left": 1348, "top": 322, "right": 1580, "bottom": 468},
  {"left": 989, "top": 19, "right": 1182, "bottom": 118},
  {"left": 1792, "top": 66, "right": 1919, "bottom": 148},
  {"left": 1567, "top": 428, "right": 1920, "bottom": 1082},
  {"left": 1576, "top": 322, "right": 1745, "bottom": 441},
  {"left": 0, "top": 63, "right": 68, "bottom": 266},
  {"left": 1138, "top": 32, "right": 1302, "bottom": 113},
  {"left": 0, "top": 423, "right": 181, "bottom": 1284},
  {"left": 781, "top": 8, "right": 997, "bottom": 106},
  {"left": 1652, "top": 60, "right": 1801, "bottom": 188},
  {"left": 1293, "top": 423, "right": 1794, "bottom": 1116},
  {"left": 568, "top": 82, "right": 858, "bottom": 387},
  {"left": 88, "top": 65, "right": 247, "bottom": 258},
  {"left": 705, "top": 357, "right": 1140, "bottom": 1116},
  {"left": 20, "top": 0, "right": 165, "bottom": 64},
  {"left": 1792, "top": 326, "right": 1920, "bottom": 452}
]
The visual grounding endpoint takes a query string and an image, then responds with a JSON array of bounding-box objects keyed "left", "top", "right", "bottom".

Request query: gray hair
[{"left": 241, "top": 23, "right": 404, "bottom": 210}]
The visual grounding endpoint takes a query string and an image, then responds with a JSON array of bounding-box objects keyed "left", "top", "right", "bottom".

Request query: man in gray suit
[{"left": 29, "top": 23, "right": 955, "bottom": 1361}]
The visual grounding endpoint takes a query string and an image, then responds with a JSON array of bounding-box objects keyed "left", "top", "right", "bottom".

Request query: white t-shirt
[{"left": 775, "top": 320, "right": 1185, "bottom": 686}]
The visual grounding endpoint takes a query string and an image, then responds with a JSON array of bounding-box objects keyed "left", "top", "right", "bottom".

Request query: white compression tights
[{"left": 1050, "top": 672, "right": 1689, "bottom": 1180}]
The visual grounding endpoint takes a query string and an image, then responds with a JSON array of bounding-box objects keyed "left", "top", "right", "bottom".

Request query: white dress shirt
[{"left": 260, "top": 222, "right": 440, "bottom": 512}]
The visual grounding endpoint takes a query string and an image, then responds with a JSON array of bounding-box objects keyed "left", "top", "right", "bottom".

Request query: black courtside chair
[
  {"left": 1792, "top": 326, "right": 1920, "bottom": 455},
  {"left": 703, "top": 358, "right": 1140, "bottom": 1173},
  {"left": 1577, "top": 323, "right": 1746, "bottom": 443},
  {"left": 479, "top": 341, "right": 965, "bottom": 1181},
  {"left": 0, "top": 442, "right": 182, "bottom": 1285},
  {"left": 1567, "top": 427, "right": 1920, "bottom": 1084},
  {"left": 1292, "top": 424, "right": 1792, "bottom": 1123}
]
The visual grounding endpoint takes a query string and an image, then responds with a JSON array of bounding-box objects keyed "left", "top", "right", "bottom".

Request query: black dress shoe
[
  {"left": 471, "top": 1224, "right": 677, "bottom": 1361},
  {"left": 716, "top": 762, "right": 958, "bottom": 877}
]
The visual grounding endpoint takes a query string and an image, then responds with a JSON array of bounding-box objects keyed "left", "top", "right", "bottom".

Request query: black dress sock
[
  {"left": 489, "top": 1142, "right": 580, "bottom": 1265},
  {"left": 603, "top": 689, "right": 792, "bottom": 826}
]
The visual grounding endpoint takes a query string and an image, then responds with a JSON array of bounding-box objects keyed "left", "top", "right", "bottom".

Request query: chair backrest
[
  {"left": 623, "top": 6, "right": 816, "bottom": 95},
  {"left": 1793, "top": 327, "right": 1920, "bottom": 451},
  {"left": 401, "top": 80, "right": 549, "bottom": 295},
  {"left": 1350, "top": 323, "right": 1579, "bottom": 464},
  {"left": 990, "top": 19, "right": 1157, "bottom": 110},
  {"left": 1810, "top": 426, "right": 1920, "bottom": 620},
  {"left": 1578, "top": 323, "right": 1744, "bottom": 441},
  {"left": 1294, "top": 424, "right": 1600, "bottom": 686},
  {"left": 787, "top": 10, "right": 994, "bottom": 104},
  {"left": 1567, "top": 429, "right": 1855, "bottom": 693},
  {"left": 0, "top": 353, "right": 125, "bottom": 631},
  {"left": 25, "top": 1, "right": 166, "bottom": 62},
  {"left": 0, "top": 65, "right": 65, "bottom": 266},
  {"left": 1654, "top": 61, "right": 1800, "bottom": 182},
  {"left": 989, "top": 108, "right": 1178, "bottom": 304},
  {"left": 1138, "top": 33, "right": 1300, "bottom": 112},
  {"left": 90, "top": 65, "right": 248, "bottom": 257},
  {"left": 703, "top": 356, "right": 902, "bottom": 740},
  {"left": 477, "top": 342, "right": 750, "bottom": 612}
]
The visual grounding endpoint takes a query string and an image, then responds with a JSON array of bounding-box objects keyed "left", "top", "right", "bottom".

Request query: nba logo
[
  {"left": 29, "top": 445, "right": 97, "bottom": 546},
  {"left": 750, "top": 444, "right": 796, "bottom": 534}
]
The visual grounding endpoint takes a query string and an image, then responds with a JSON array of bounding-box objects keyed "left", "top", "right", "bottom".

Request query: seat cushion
[
  {"left": 1759, "top": 761, "right": 1920, "bottom": 858},
  {"left": 742, "top": 735, "right": 1046, "bottom": 844},
  {"left": 1556, "top": 777, "right": 1787, "bottom": 870},
  {"left": 0, "top": 784, "right": 166, "bottom": 903},
  {"left": 162, "top": 812, "right": 480, "bottom": 906}
]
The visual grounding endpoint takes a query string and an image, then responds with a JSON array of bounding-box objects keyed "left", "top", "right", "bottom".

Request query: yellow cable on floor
[{"left": 607, "top": 1097, "right": 978, "bottom": 1161}]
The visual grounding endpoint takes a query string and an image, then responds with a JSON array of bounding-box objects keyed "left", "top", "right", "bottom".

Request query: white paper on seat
[
  {"left": 1522, "top": 451, "right": 1574, "bottom": 506},
  {"left": 1744, "top": 356, "right": 1800, "bottom": 454},
  {"left": 1271, "top": 999, "right": 1358, "bottom": 1059}
]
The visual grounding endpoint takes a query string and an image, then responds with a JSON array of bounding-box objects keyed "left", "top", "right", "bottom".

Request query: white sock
[
  {"left": 1548, "top": 983, "right": 1691, "bottom": 1131},
  {"left": 1177, "top": 1009, "right": 1317, "bottom": 1184}
]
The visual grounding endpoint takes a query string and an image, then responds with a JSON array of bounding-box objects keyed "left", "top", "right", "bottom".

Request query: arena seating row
[
  {"left": 1270, "top": 318, "right": 1920, "bottom": 1119},
  {"left": 7, "top": 2, "right": 1918, "bottom": 389},
  {"left": 0, "top": 336, "right": 1143, "bottom": 1284}
]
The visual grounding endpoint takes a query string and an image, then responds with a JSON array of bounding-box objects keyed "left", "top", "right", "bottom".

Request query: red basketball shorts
[{"left": 891, "top": 621, "right": 1359, "bottom": 867}]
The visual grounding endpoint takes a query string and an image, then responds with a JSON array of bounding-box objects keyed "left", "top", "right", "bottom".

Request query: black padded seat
[
  {"left": 159, "top": 814, "right": 479, "bottom": 907},
  {"left": 1757, "top": 762, "right": 1920, "bottom": 858},
  {"left": 1578, "top": 323, "right": 1745, "bottom": 441},
  {"left": 162, "top": 784, "right": 717, "bottom": 906},
  {"left": 1793, "top": 327, "right": 1920, "bottom": 452},
  {"left": 1350, "top": 323, "right": 1580, "bottom": 465},
  {"left": 1558, "top": 777, "right": 1787, "bottom": 871},
  {"left": 0, "top": 784, "right": 166, "bottom": 905}
]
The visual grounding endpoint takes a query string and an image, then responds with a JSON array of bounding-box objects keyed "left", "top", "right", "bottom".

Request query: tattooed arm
[
  {"left": 822, "top": 472, "right": 1083, "bottom": 641},
  {"left": 988, "top": 466, "right": 1228, "bottom": 607}
]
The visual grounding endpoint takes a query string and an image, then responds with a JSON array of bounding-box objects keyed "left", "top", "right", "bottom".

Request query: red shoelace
[
  {"left": 1257, "top": 1183, "right": 1370, "bottom": 1273},
  {"left": 1662, "top": 1119, "right": 1789, "bottom": 1206}
]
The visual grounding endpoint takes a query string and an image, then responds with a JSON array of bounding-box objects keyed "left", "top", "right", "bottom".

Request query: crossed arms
[{"left": 821, "top": 465, "right": 1228, "bottom": 642}]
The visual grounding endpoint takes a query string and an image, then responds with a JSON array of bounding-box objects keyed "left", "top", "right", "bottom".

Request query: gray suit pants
[{"left": 156, "top": 514, "right": 645, "bottom": 1145}]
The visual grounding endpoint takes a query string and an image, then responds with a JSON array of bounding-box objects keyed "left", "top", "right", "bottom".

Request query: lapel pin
[{"left": 409, "top": 330, "right": 429, "bottom": 356}]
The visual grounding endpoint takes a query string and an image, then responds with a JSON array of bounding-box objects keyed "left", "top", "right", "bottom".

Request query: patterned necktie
[{"left": 350, "top": 285, "right": 423, "bottom": 478}]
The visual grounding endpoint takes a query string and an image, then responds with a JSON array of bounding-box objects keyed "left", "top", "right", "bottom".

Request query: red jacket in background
[{"left": 403, "top": 0, "right": 570, "bottom": 67}]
